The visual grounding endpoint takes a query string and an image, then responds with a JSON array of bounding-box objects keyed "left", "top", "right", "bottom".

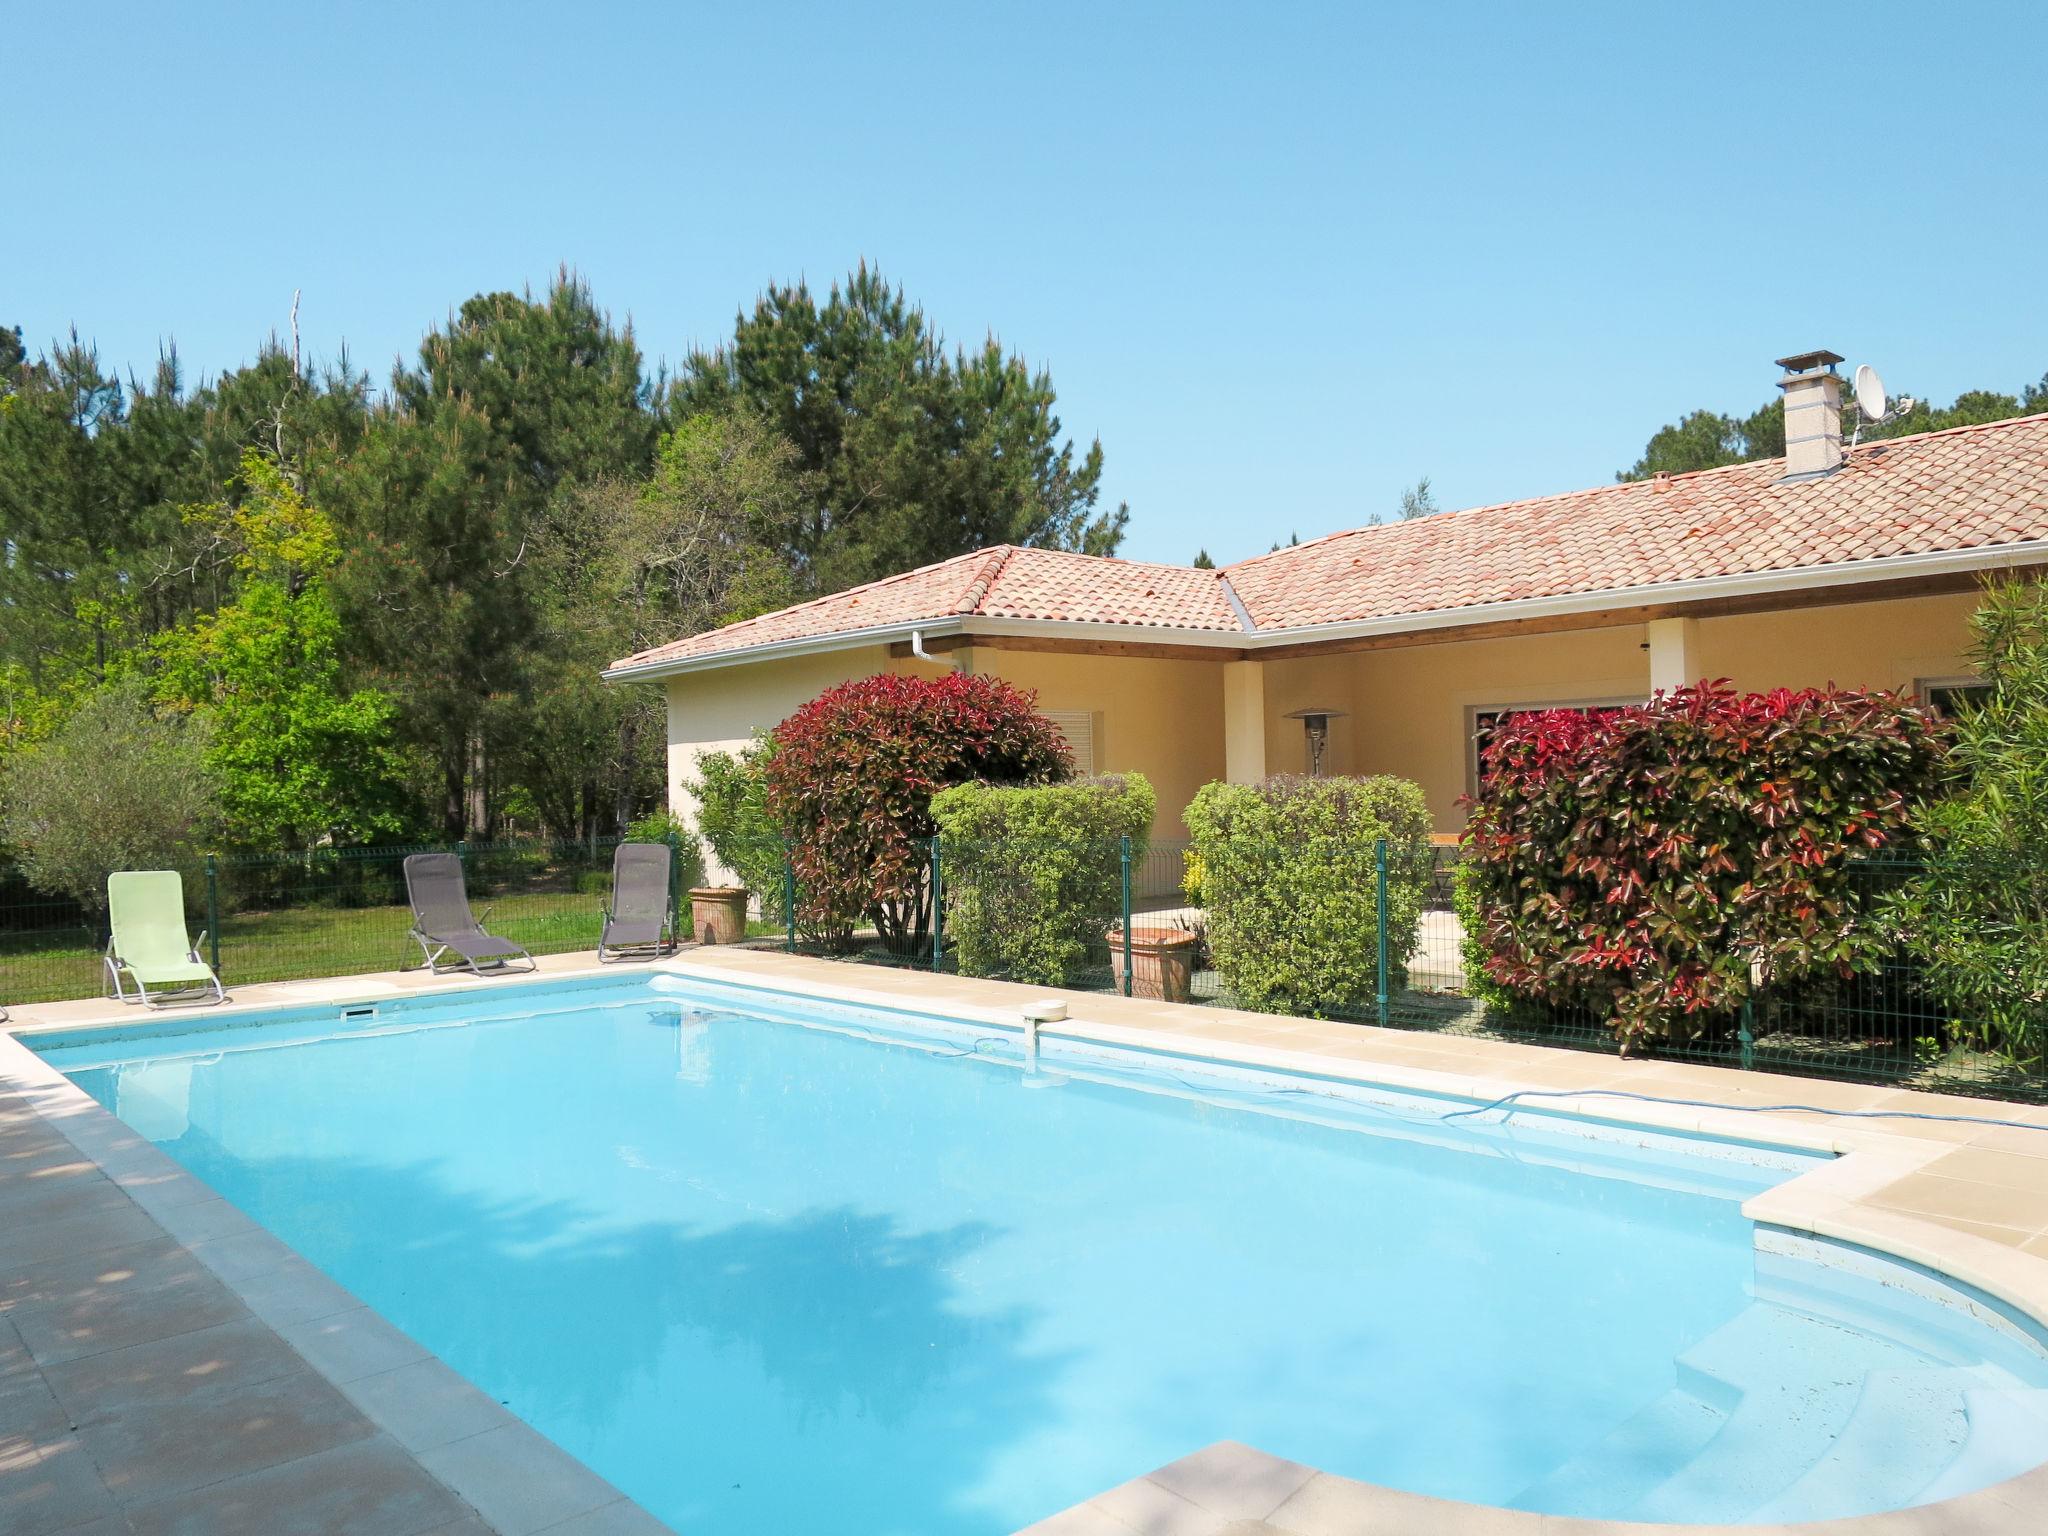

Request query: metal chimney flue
[{"left": 1776, "top": 349, "right": 1845, "bottom": 480}]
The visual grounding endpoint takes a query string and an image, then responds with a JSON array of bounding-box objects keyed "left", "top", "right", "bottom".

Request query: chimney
[{"left": 1775, "top": 349, "right": 1845, "bottom": 479}]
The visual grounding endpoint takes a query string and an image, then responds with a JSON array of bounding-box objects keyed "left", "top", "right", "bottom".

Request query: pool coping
[
  {"left": 0, "top": 953, "right": 669, "bottom": 1536},
  {"left": 9, "top": 947, "right": 2048, "bottom": 1535}
]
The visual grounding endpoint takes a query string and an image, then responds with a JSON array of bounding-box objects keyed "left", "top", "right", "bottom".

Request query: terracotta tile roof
[
  {"left": 607, "top": 546, "right": 1242, "bottom": 671},
  {"left": 1222, "top": 411, "right": 2048, "bottom": 630},
  {"left": 609, "top": 412, "right": 2048, "bottom": 672}
]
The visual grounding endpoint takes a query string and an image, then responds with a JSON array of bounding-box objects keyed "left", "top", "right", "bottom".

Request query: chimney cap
[{"left": 1775, "top": 349, "right": 1845, "bottom": 374}]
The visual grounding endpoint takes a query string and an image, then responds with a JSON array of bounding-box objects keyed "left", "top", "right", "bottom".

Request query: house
[{"left": 605, "top": 352, "right": 2048, "bottom": 852}]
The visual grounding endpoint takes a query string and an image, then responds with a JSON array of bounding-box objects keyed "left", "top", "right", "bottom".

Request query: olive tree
[{"left": 1, "top": 682, "right": 217, "bottom": 909}]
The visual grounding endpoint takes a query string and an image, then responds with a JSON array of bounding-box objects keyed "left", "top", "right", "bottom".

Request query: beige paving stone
[
  {"left": 278, "top": 1303, "right": 432, "bottom": 1385},
  {"left": 534, "top": 1498, "right": 681, "bottom": 1536},
  {"left": 122, "top": 1433, "right": 471, "bottom": 1536},
  {"left": 1092, "top": 1471, "right": 1228, "bottom": 1533},
  {"left": 149, "top": 1194, "right": 258, "bottom": 1247},
  {"left": 0, "top": 1424, "right": 122, "bottom": 1536},
  {"left": 1961, "top": 1122, "right": 2048, "bottom": 1158},
  {"left": 1867, "top": 1170, "right": 2048, "bottom": 1232},
  {"left": 232, "top": 1254, "right": 361, "bottom": 1329},
  {"left": 82, "top": 1365, "right": 375, "bottom": 1506},
  {"left": 0, "top": 1361, "right": 73, "bottom": 1442},
  {"left": 1272, "top": 1471, "right": 1524, "bottom": 1535},
  {"left": 1931, "top": 1216, "right": 2040, "bottom": 1249},
  {"left": 1920, "top": 1145, "right": 2048, "bottom": 1195},
  {"left": 1016, "top": 1495, "right": 1164, "bottom": 1535},
  {"left": 42, "top": 1315, "right": 310, "bottom": 1422},
  {"left": 1, "top": 1196, "right": 161, "bottom": 1268},
  {"left": 12, "top": 1257, "right": 247, "bottom": 1367},
  {"left": 0, "top": 1162, "right": 126, "bottom": 1229},
  {"left": 0, "top": 1315, "right": 35, "bottom": 1384},
  {"left": 339, "top": 1355, "right": 516, "bottom": 1454},
  {"left": 418, "top": 1421, "right": 626, "bottom": 1536},
  {"left": 1146, "top": 1442, "right": 1318, "bottom": 1523},
  {"left": 187, "top": 1226, "right": 297, "bottom": 1284},
  {"left": 2, "top": 1234, "right": 209, "bottom": 1317}
]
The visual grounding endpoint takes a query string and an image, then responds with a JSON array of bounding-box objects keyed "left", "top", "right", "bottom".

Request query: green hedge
[
  {"left": 1184, "top": 775, "right": 1432, "bottom": 1017},
  {"left": 930, "top": 774, "right": 1154, "bottom": 986}
]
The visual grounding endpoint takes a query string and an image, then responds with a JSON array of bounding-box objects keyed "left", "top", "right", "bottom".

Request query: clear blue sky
[{"left": 6, "top": 1, "right": 2044, "bottom": 565}]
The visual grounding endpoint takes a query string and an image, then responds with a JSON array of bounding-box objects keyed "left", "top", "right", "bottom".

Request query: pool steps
[{"left": 1515, "top": 1303, "right": 2048, "bottom": 1522}]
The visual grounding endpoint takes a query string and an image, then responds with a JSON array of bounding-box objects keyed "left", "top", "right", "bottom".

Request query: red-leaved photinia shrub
[
  {"left": 1459, "top": 684, "right": 1946, "bottom": 1051},
  {"left": 762, "top": 672, "right": 1070, "bottom": 952}
]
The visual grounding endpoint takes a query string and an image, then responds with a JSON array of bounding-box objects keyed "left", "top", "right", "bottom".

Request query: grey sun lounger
[
  {"left": 403, "top": 852, "right": 537, "bottom": 976},
  {"left": 599, "top": 842, "right": 675, "bottom": 962}
]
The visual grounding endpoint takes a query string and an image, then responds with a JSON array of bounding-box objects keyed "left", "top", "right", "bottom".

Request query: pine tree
[{"left": 677, "top": 263, "right": 1126, "bottom": 590}]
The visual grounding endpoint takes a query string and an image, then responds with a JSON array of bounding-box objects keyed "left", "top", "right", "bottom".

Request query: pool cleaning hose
[{"left": 1441, "top": 1085, "right": 2048, "bottom": 1136}]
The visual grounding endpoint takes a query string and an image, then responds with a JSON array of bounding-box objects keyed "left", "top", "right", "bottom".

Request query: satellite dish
[{"left": 1853, "top": 363, "right": 1888, "bottom": 421}]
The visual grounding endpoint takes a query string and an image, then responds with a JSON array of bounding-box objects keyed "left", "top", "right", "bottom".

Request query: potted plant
[
  {"left": 1102, "top": 923, "right": 1202, "bottom": 1003},
  {"left": 688, "top": 886, "right": 750, "bottom": 946}
]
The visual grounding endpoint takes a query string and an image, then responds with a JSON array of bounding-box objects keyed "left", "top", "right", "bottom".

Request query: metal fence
[
  {"left": 0, "top": 839, "right": 662, "bottom": 1005},
  {"left": 748, "top": 834, "right": 2048, "bottom": 1104},
  {"left": 8, "top": 829, "right": 2042, "bottom": 1105}
]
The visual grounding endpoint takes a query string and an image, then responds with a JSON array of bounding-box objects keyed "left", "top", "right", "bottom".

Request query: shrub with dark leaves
[
  {"left": 1460, "top": 684, "right": 1944, "bottom": 1051},
  {"left": 762, "top": 672, "right": 1070, "bottom": 952}
]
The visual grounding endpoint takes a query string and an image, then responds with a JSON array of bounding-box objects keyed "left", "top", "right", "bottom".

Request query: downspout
[{"left": 909, "top": 629, "right": 967, "bottom": 673}]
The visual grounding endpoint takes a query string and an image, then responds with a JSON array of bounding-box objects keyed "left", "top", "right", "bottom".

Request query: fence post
[
  {"left": 782, "top": 854, "right": 796, "bottom": 954},
  {"left": 929, "top": 835, "right": 944, "bottom": 972},
  {"left": 1120, "top": 836, "right": 1134, "bottom": 997},
  {"left": 1739, "top": 996, "right": 1757, "bottom": 1072},
  {"left": 665, "top": 831, "right": 682, "bottom": 949},
  {"left": 205, "top": 853, "right": 221, "bottom": 980},
  {"left": 1375, "top": 839, "right": 1390, "bottom": 1029}
]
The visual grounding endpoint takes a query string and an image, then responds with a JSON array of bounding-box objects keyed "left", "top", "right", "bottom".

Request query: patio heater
[{"left": 1284, "top": 707, "right": 1347, "bottom": 777}]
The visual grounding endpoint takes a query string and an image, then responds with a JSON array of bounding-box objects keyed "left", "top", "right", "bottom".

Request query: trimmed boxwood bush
[
  {"left": 762, "top": 673, "right": 1070, "bottom": 953},
  {"left": 1184, "top": 775, "right": 1433, "bottom": 1017},
  {"left": 930, "top": 773, "right": 1155, "bottom": 986},
  {"left": 1461, "top": 684, "right": 1944, "bottom": 1052}
]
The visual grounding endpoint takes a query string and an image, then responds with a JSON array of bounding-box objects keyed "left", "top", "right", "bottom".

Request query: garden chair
[
  {"left": 599, "top": 842, "right": 675, "bottom": 962},
  {"left": 104, "top": 870, "right": 227, "bottom": 1008},
  {"left": 403, "top": 852, "right": 537, "bottom": 976}
]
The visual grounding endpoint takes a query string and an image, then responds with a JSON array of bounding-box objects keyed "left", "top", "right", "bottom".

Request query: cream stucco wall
[
  {"left": 1691, "top": 591, "right": 1978, "bottom": 695},
  {"left": 652, "top": 590, "right": 1984, "bottom": 861},
  {"left": 1332, "top": 591, "right": 1981, "bottom": 830},
  {"left": 662, "top": 644, "right": 919, "bottom": 854},
  {"left": 1339, "top": 624, "right": 1651, "bottom": 829},
  {"left": 659, "top": 642, "right": 1228, "bottom": 872},
  {"left": 965, "top": 648, "right": 1228, "bottom": 837}
]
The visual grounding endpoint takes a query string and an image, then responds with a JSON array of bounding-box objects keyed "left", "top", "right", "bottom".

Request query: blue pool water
[{"left": 36, "top": 974, "right": 2048, "bottom": 1531}]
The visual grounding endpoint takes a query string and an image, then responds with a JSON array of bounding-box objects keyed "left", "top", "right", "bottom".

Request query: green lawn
[
  {"left": 4, "top": 890, "right": 606, "bottom": 1005},
  {"left": 1, "top": 890, "right": 793, "bottom": 1006}
]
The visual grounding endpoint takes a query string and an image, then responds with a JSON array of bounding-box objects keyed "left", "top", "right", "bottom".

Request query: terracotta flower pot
[
  {"left": 1103, "top": 925, "right": 1201, "bottom": 1003},
  {"left": 689, "top": 887, "right": 749, "bottom": 947}
]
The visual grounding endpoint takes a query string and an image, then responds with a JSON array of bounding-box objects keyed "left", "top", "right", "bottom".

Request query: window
[
  {"left": 1467, "top": 698, "right": 1638, "bottom": 796},
  {"left": 1042, "top": 710, "right": 1099, "bottom": 775},
  {"left": 1916, "top": 677, "right": 1990, "bottom": 720}
]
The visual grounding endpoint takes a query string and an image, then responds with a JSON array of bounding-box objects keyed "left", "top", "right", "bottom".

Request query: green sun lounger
[{"left": 104, "top": 871, "right": 226, "bottom": 1008}]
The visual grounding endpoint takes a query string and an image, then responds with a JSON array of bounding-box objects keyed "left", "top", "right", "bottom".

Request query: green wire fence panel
[
  {"left": 0, "top": 838, "right": 634, "bottom": 1004},
  {"left": 6, "top": 828, "right": 2044, "bottom": 1106}
]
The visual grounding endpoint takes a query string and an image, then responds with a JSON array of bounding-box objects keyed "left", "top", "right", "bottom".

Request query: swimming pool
[{"left": 31, "top": 972, "right": 2048, "bottom": 1532}]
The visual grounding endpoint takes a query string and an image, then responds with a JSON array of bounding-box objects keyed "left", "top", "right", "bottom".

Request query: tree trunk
[{"left": 442, "top": 749, "right": 466, "bottom": 842}]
